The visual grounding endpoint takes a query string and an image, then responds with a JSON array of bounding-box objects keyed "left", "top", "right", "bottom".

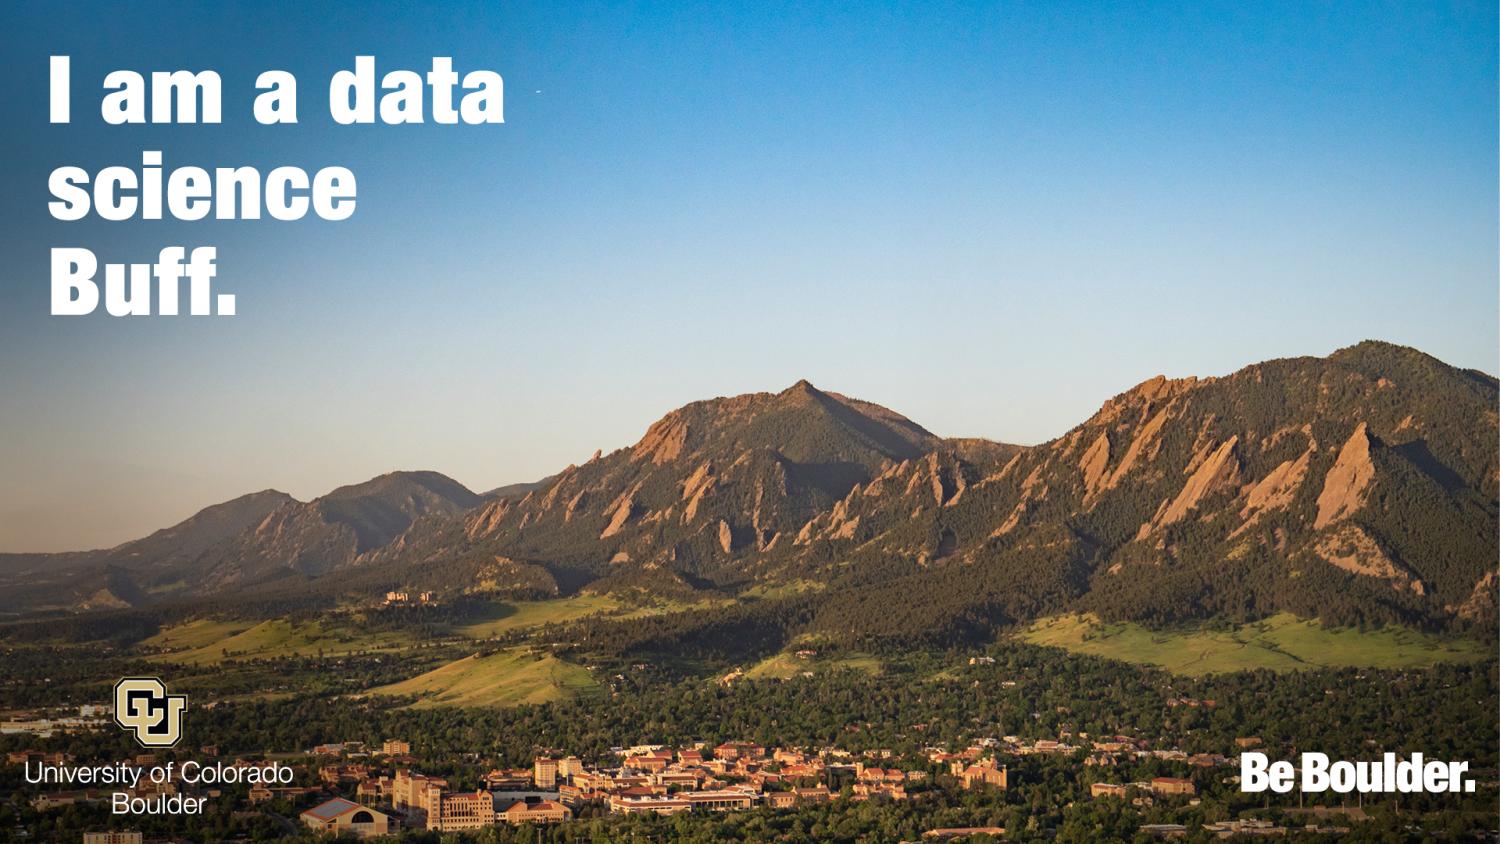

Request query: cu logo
[{"left": 113, "top": 677, "right": 187, "bottom": 748}]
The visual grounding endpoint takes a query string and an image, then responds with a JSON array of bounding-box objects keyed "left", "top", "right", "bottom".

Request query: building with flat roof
[
  {"left": 613, "top": 788, "right": 758, "bottom": 815},
  {"left": 534, "top": 757, "right": 558, "bottom": 789},
  {"left": 1150, "top": 777, "right": 1197, "bottom": 796},
  {"left": 391, "top": 770, "right": 445, "bottom": 824},
  {"left": 611, "top": 794, "right": 692, "bottom": 815},
  {"left": 923, "top": 828, "right": 1005, "bottom": 840}
]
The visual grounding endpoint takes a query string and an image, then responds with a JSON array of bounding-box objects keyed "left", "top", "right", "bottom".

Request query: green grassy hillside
[
  {"left": 140, "top": 618, "right": 257, "bottom": 651},
  {"left": 148, "top": 618, "right": 413, "bottom": 665},
  {"left": 366, "top": 649, "right": 600, "bottom": 708},
  {"left": 454, "top": 595, "right": 722, "bottom": 639},
  {"left": 744, "top": 651, "right": 883, "bottom": 680},
  {"left": 1020, "top": 612, "right": 1491, "bottom": 675},
  {"left": 454, "top": 595, "right": 627, "bottom": 639}
]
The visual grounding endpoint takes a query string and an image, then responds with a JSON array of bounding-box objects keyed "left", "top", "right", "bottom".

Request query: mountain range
[{"left": 2, "top": 341, "right": 1494, "bottom": 636}]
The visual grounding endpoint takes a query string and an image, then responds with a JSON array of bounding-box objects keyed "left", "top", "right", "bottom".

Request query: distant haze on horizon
[{"left": 1, "top": 1, "right": 1495, "bottom": 552}]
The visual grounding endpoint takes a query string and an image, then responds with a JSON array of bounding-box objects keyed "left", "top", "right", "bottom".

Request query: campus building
[
  {"left": 430, "top": 790, "right": 495, "bottom": 831},
  {"left": 499, "top": 799, "right": 572, "bottom": 824},
  {"left": 300, "top": 798, "right": 392, "bottom": 838}
]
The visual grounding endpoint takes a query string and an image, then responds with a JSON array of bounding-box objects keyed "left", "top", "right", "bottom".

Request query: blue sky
[{"left": 1, "top": 0, "right": 1495, "bottom": 550}]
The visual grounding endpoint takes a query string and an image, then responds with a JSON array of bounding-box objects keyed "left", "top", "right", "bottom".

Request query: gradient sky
[{"left": 1, "top": 0, "right": 1495, "bottom": 551}]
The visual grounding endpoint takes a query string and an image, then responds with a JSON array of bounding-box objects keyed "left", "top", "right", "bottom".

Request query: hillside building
[
  {"left": 1150, "top": 777, "right": 1197, "bottom": 796},
  {"left": 958, "top": 761, "right": 1008, "bottom": 790}
]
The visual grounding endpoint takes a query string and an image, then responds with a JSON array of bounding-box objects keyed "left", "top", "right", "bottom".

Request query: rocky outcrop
[
  {"left": 916, "top": 452, "right": 968, "bottom": 507},
  {"left": 1232, "top": 448, "right": 1313, "bottom": 536},
  {"left": 681, "top": 461, "right": 717, "bottom": 523},
  {"left": 1092, "top": 374, "right": 1200, "bottom": 426},
  {"left": 1449, "top": 570, "right": 1498, "bottom": 621},
  {"left": 1104, "top": 404, "right": 1173, "bottom": 489},
  {"left": 1314, "top": 524, "right": 1420, "bottom": 593},
  {"left": 1315, "top": 423, "right": 1377, "bottom": 529},
  {"left": 1079, "top": 433, "right": 1110, "bottom": 501},
  {"left": 1139, "top": 436, "right": 1241, "bottom": 537},
  {"left": 466, "top": 499, "right": 513, "bottom": 539},
  {"left": 634, "top": 415, "right": 691, "bottom": 464},
  {"left": 600, "top": 493, "right": 639, "bottom": 539},
  {"left": 563, "top": 490, "right": 589, "bottom": 522}
]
